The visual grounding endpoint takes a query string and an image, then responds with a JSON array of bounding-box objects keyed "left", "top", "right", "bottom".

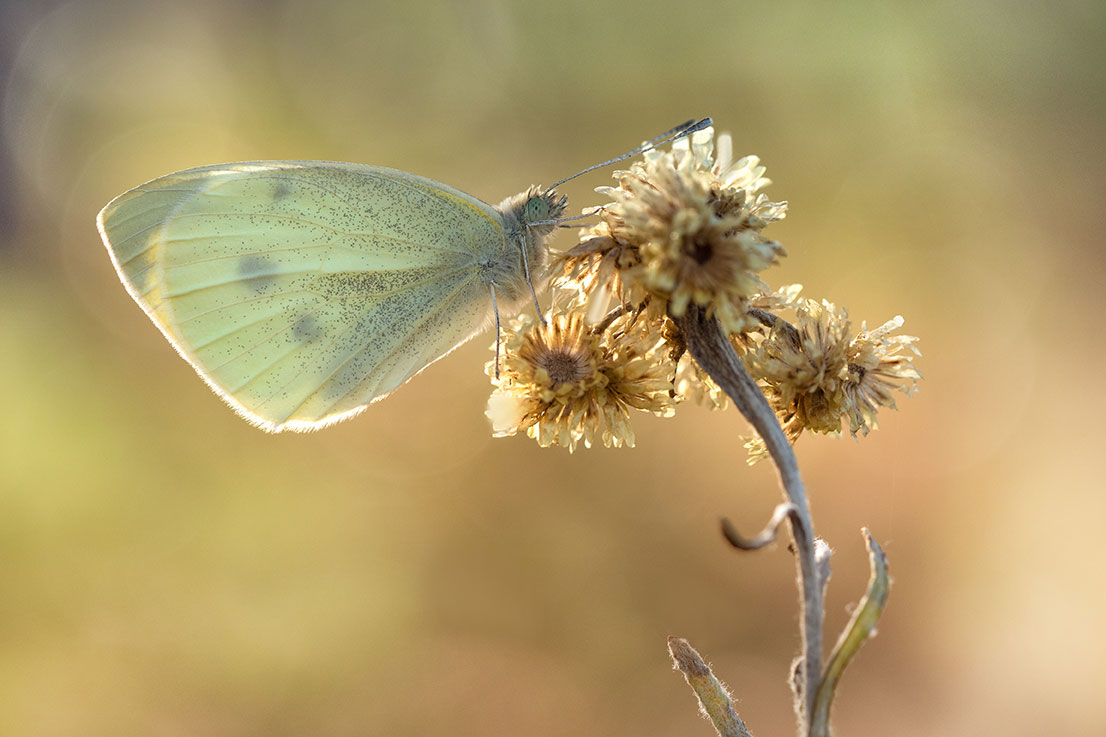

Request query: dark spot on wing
[
  {"left": 292, "top": 314, "right": 322, "bottom": 343},
  {"left": 238, "top": 255, "right": 277, "bottom": 292},
  {"left": 271, "top": 178, "right": 294, "bottom": 202}
]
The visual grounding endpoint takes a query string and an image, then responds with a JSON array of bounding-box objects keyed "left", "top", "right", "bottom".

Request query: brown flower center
[
  {"left": 687, "top": 238, "right": 714, "bottom": 265},
  {"left": 541, "top": 350, "right": 590, "bottom": 385}
]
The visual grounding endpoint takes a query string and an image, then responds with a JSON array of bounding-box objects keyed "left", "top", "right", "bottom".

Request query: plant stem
[{"left": 672, "top": 304, "right": 824, "bottom": 730}]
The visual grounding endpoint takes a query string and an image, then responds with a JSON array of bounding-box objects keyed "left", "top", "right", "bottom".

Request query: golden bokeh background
[{"left": 2, "top": 0, "right": 1104, "bottom": 734}]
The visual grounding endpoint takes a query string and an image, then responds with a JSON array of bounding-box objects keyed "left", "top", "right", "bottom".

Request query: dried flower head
[
  {"left": 486, "top": 310, "right": 676, "bottom": 451},
  {"left": 555, "top": 127, "right": 787, "bottom": 335},
  {"left": 742, "top": 298, "right": 921, "bottom": 461},
  {"left": 747, "top": 299, "right": 853, "bottom": 439}
]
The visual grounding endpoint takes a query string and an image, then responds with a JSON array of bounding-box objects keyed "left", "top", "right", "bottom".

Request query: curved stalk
[{"left": 672, "top": 304, "right": 823, "bottom": 729}]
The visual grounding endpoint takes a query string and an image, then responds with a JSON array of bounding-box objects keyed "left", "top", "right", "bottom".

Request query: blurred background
[{"left": 1, "top": 0, "right": 1104, "bottom": 735}]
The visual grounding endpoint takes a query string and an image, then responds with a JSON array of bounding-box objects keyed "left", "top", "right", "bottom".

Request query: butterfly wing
[{"left": 98, "top": 161, "right": 507, "bottom": 431}]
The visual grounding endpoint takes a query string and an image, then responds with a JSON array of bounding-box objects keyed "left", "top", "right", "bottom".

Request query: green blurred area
[{"left": 2, "top": 0, "right": 1104, "bottom": 735}]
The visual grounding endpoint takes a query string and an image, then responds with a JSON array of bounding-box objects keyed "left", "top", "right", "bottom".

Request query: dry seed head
[{"left": 486, "top": 310, "right": 676, "bottom": 452}]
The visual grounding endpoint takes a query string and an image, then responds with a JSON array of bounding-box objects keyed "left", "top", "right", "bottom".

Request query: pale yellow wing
[{"left": 98, "top": 161, "right": 507, "bottom": 432}]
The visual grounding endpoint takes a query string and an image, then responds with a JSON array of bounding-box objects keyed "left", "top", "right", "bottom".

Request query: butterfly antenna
[
  {"left": 552, "top": 208, "right": 604, "bottom": 227},
  {"left": 546, "top": 117, "right": 713, "bottom": 191}
]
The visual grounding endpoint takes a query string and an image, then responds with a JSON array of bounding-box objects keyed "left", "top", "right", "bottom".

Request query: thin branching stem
[
  {"left": 721, "top": 503, "right": 799, "bottom": 550},
  {"left": 748, "top": 307, "right": 799, "bottom": 345},
  {"left": 672, "top": 304, "right": 823, "bottom": 730},
  {"left": 592, "top": 304, "right": 629, "bottom": 335}
]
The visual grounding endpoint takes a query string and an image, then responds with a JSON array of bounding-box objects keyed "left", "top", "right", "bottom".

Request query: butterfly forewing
[{"left": 98, "top": 161, "right": 507, "bottom": 431}]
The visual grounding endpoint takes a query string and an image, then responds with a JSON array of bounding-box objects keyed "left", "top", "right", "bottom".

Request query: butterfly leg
[
  {"left": 519, "top": 235, "right": 546, "bottom": 326},
  {"left": 489, "top": 282, "right": 501, "bottom": 379}
]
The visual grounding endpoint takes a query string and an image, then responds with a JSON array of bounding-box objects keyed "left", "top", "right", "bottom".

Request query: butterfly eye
[{"left": 524, "top": 195, "right": 551, "bottom": 223}]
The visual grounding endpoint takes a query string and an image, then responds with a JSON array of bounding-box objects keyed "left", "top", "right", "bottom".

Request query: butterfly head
[
  {"left": 523, "top": 187, "right": 567, "bottom": 227},
  {"left": 496, "top": 186, "right": 567, "bottom": 250}
]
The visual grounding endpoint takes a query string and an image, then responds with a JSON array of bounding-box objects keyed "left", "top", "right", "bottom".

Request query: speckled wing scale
[{"left": 98, "top": 161, "right": 524, "bottom": 432}]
